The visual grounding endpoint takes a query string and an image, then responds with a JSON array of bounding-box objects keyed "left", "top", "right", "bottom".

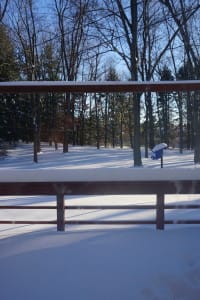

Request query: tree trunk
[
  {"left": 63, "top": 93, "right": 71, "bottom": 153},
  {"left": 120, "top": 113, "right": 123, "bottom": 149},
  {"left": 104, "top": 95, "right": 108, "bottom": 148},
  {"left": 95, "top": 94, "right": 100, "bottom": 149},
  {"left": 131, "top": 0, "right": 142, "bottom": 166},
  {"left": 133, "top": 94, "right": 142, "bottom": 166},
  {"left": 194, "top": 95, "right": 200, "bottom": 164}
]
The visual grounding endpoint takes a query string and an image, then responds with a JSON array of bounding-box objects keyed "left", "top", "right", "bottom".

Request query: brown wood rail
[
  {"left": 0, "top": 180, "right": 200, "bottom": 231},
  {"left": 0, "top": 80, "right": 200, "bottom": 94}
]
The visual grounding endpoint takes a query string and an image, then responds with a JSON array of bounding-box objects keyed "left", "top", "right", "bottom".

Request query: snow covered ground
[{"left": 0, "top": 143, "right": 200, "bottom": 300}]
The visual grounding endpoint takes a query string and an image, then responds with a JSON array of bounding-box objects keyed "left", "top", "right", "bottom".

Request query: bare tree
[
  {"left": 9, "top": 0, "right": 42, "bottom": 162},
  {"left": 54, "top": 0, "right": 96, "bottom": 152},
  {"left": 160, "top": 0, "right": 200, "bottom": 162},
  {"left": 160, "top": 0, "right": 200, "bottom": 71},
  {"left": 139, "top": 0, "right": 157, "bottom": 156},
  {"left": 94, "top": 0, "right": 142, "bottom": 165},
  {"left": 0, "top": 0, "right": 9, "bottom": 23},
  {"left": 93, "top": 0, "right": 199, "bottom": 164}
]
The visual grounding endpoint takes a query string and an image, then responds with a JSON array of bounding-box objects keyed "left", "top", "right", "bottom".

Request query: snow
[
  {"left": 1, "top": 167, "right": 200, "bottom": 182},
  {"left": 0, "top": 143, "right": 200, "bottom": 300},
  {"left": 152, "top": 142, "right": 168, "bottom": 152}
]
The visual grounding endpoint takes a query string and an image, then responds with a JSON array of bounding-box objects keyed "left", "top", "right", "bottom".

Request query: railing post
[
  {"left": 57, "top": 193, "right": 65, "bottom": 231},
  {"left": 156, "top": 193, "right": 165, "bottom": 230}
]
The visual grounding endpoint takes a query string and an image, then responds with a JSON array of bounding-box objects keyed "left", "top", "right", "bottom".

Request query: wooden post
[
  {"left": 156, "top": 193, "right": 164, "bottom": 230},
  {"left": 57, "top": 193, "right": 65, "bottom": 231},
  {"left": 161, "top": 155, "right": 163, "bottom": 168}
]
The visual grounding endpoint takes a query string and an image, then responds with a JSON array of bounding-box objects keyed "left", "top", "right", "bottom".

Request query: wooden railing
[
  {"left": 0, "top": 80, "right": 200, "bottom": 94},
  {"left": 0, "top": 80, "right": 200, "bottom": 231},
  {"left": 0, "top": 179, "right": 200, "bottom": 231}
]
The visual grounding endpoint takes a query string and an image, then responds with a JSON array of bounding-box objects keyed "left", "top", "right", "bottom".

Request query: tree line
[{"left": 0, "top": 0, "right": 200, "bottom": 164}]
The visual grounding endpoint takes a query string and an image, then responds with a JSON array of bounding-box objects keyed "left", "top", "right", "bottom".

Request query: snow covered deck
[{"left": 0, "top": 168, "right": 199, "bottom": 198}]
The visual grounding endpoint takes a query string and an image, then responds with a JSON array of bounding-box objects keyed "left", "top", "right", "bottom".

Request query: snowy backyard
[{"left": 0, "top": 143, "right": 200, "bottom": 300}]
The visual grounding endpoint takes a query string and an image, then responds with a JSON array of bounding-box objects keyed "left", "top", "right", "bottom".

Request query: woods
[{"left": 0, "top": 0, "right": 200, "bottom": 164}]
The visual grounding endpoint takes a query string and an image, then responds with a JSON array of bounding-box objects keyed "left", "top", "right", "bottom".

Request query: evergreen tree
[
  {"left": 0, "top": 24, "right": 19, "bottom": 81},
  {"left": 0, "top": 24, "right": 20, "bottom": 145},
  {"left": 157, "top": 65, "right": 174, "bottom": 146}
]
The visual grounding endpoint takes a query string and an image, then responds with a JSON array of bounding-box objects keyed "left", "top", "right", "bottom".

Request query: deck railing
[
  {"left": 0, "top": 179, "right": 200, "bottom": 231},
  {"left": 0, "top": 80, "right": 200, "bottom": 94},
  {"left": 0, "top": 80, "right": 200, "bottom": 231}
]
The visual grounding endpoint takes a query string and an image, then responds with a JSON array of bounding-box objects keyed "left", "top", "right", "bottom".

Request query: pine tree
[
  {"left": 0, "top": 24, "right": 19, "bottom": 81},
  {"left": 157, "top": 65, "right": 174, "bottom": 146},
  {"left": 0, "top": 24, "right": 20, "bottom": 145}
]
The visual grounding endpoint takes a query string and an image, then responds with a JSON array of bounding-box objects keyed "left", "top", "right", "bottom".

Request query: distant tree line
[{"left": 0, "top": 0, "right": 200, "bottom": 164}]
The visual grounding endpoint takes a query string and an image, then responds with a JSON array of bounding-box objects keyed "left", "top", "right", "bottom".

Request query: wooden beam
[
  {"left": 57, "top": 193, "right": 65, "bottom": 231},
  {"left": 0, "top": 80, "right": 200, "bottom": 94},
  {"left": 156, "top": 193, "right": 165, "bottom": 230},
  {"left": 0, "top": 181, "right": 200, "bottom": 196}
]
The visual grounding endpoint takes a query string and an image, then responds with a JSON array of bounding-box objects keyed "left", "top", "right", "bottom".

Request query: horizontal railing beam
[
  {"left": 0, "top": 220, "right": 57, "bottom": 224},
  {"left": 0, "top": 180, "right": 200, "bottom": 195},
  {"left": 0, "top": 205, "right": 56, "bottom": 209},
  {"left": 0, "top": 80, "right": 200, "bottom": 94},
  {"left": 1, "top": 220, "right": 200, "bottom": 225},
  {"left": 0, "top": 205, "right": 156, "bottom": 210},
  {"left": 165, "top": 220, "right": 200, "bottom": 224},
  {"left": 1, "top": 204, "right": 200, "bottom": 210},
  {"left": 165, "top": 204, "right": 200, "bottom": 209}
]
